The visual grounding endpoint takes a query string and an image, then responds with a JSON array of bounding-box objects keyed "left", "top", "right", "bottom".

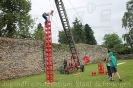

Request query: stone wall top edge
[{"left": 0, "top": 37, "right": 43, "bottom": 43}]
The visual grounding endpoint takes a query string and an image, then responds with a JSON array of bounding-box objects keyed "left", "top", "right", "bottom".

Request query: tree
[
  {"left": 37, "top": 23, "right": 43, "bottom": 29},
  {"left": 58, "top": 18, "right": 84, "bottom": 44},
  {"left": 102, "top": 33, "right": 122, "bottom": 49},
  {"left": 0, "top": 0, "right": 34, "bottom": 38},
  {"left": 32, "top": 23, "right": 44, "bottom": 41},
  {"left": 122, "top": 0, "right": 133, "bottom": 50},
  {"left": 72, "top": 18, "right": 85, "bottom": 43},
  {"left": 84, "top": 24, "right": 97, "bottom": 45},
  {"left": 58, "top": 18, "right": 97, "bottom": 45},
  {"left": 58, "top": 30, "right": 68, "bottom": 44},
  {"left": 117, "top": 43, "right": 132, "bottom": 54}
]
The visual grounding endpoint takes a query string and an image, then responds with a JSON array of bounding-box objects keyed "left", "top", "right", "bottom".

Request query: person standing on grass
[
  {"left": 104, "top": 53, "right": 112, "bottom": 79},
  {"left": 109, "top": 51, "right": 122, "bottom": 81},
  {"left": 63, "top": 59, "right": 67, "bottom": 69}
]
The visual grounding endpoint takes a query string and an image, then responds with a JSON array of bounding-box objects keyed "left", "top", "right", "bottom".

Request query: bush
[{"left": 117, "top": 47, "right": 132, "bottom": 54}]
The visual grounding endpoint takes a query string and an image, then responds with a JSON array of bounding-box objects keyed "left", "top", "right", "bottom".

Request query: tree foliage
[
  {"left": 0, "top": 0, "right": 34, "bottom": 38},
  {"left": 117, "top": 43, "right": 132, "bottom": 54},
  {"left": 32, "top": 23, "right": 44, "bottom": 41},
  {"left": 122, "top": 0, "right": 133, "bottom": 49},
  {"left": 58, "top": 18, "right": 97, "bottom": 45},
  {"left": 72, "top": 18, "right": 85, "bottom": 43},
  {"left": 58, "top": 30, "right": 68, "bottom": 44},
  {"left": 84, "top": 24, "right": 97, "bottom": 45},
  {"left": 102, "top": 33, "right": 122, "bottom": 49}
]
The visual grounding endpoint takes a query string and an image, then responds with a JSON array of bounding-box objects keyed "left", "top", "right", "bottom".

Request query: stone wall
[
  {"left": 0, "top": 37, "right": 108, "bottom": 81},
  {"left": 77, "top": 43, "right": 107, "bottom": 64},
  {"left": 0, "top": 37, "right": 44, "bottom": 81},
  {"left": 52, "top": 43, "right": 108, "bottom": 70}
]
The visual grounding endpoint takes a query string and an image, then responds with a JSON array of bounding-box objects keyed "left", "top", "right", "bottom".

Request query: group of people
[
  {"left": 104, "top": 51, "right": 122, "bottom": 81},
  {"left": 43, "top": 10, "right": 122, "bottom": 82},
  {"left": 63, "top": 51, "right": 122, "bottom": 81},
  {"left": 63, "top": 58, "right": 75, "bottom": 69}
]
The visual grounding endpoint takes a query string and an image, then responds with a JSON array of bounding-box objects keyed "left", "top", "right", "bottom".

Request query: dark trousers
[
  {"left": 107, "top": 66, "right": 112, "bottom": 77},
  {"left": 42, "top": 13, "right": 47, "bottom": 22},
  {"left": 64, "top": 65, "right": 67, "bottom": 69}
]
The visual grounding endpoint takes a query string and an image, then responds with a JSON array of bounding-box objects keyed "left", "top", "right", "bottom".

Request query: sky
[{"left": 30, "top": 0, "right": 129, "bottom": 45}]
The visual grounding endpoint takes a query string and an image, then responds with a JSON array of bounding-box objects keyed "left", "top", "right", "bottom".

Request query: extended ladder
[{"left": 55, "top": 0, "right": 80, "bottom": 65}]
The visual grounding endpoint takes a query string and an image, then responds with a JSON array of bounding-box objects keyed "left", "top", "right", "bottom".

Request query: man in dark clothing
[{"left": 63, "top": 59, "right": 67, "bottom": 69}]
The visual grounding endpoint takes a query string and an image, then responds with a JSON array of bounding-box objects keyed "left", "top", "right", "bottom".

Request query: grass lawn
[{"left": 0, "top": 60, "right": 133, "bottom": 88}]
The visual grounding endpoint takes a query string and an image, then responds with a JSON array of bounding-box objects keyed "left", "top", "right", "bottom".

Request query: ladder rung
[
  {"left": 63, "top": 18, "right": 67, "bottom": 20},
  {"left": 64, "top": 26, "right": 68, "bottom": 27},
  {"left": 55, "top": 0, "right": 79, "bottom": 63}
]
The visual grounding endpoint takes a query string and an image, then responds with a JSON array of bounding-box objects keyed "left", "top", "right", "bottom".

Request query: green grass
[{"left": 0, "top": 60, "right": 133, "bottom": 88}]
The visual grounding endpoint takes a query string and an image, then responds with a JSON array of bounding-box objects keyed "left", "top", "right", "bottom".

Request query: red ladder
[{"left": 44, "top": 21, "right": 54, "bottom": 84}]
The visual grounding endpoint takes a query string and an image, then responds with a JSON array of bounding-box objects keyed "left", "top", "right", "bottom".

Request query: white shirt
[
  {"left": 106, "top": 62, "right": 110, "bottom": 66},
  {"left": 44, "top": 12, "right": 53, "bottom": 20}
]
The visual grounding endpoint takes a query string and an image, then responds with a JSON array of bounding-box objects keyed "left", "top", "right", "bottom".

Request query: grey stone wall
[
  {"left": 77, "top": 43, "right": 107, "bottom": 64},
  {"left": 0, "top": 37, "right": 108, "bottom": 81},
  {"left": 0, "top": 37, "right": 44, "bottom": 81},
  {"left": 53, "top": 43, "right": 108, "bottom": 69}
]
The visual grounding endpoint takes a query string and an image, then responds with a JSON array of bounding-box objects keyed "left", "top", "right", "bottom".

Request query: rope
[
  {"left": 48, "top": 0, "right": 52, "bottom": 21},
  {"left": 49, "top": 0, "right": 51, "bottom": 11},
  {"left": 68, "top": 0, "right": 85, "bottom": 24},
  {"left": 52, "top": 0, "right": 61, "bottom": 32}
]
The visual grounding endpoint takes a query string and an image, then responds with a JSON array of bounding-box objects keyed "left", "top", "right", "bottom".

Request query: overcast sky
[{"left": 30, "top": 0, "right": 129, "bottom": 45}]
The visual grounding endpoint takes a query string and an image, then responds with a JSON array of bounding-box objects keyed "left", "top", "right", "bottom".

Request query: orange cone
[{"left": 78, "top": 72, "right": 80, "bottom": 76}]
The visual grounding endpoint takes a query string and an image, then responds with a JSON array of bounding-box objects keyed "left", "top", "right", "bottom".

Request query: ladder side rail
[{"left": 55, "top": 0, "right": 80, "bottom": 65}]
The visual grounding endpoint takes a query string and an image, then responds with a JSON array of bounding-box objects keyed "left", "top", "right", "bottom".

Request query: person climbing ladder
[{"left": 42, "top": 10, "right": 54, "bottom": 23}]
